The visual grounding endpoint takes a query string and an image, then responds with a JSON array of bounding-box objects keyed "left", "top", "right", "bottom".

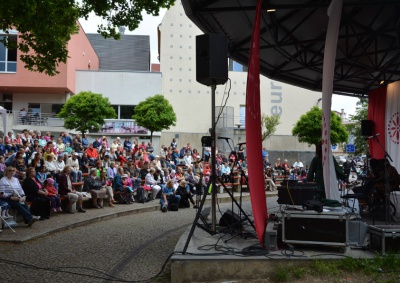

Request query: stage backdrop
[{"left": 368, "top": 82, "right": 400, "bottom": 171}]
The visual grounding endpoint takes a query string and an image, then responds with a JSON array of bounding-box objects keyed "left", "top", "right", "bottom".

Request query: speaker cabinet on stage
[
  {"left": 219, "top": 209, "right": 242, "bottom": 229},
  {"left": 277, "top": 184, "right": 317, "bottom": 205},
  {"left": 369, "top": 225, "right": 400, "bottom": 255},
  {"left": 282, "top": 210, "right": 350, "bottom": 247},
  {"left": 196, "top": 34, "right": 228, "bottom": 86},
  {"left": 361, "top": 120, "right": 374, "bottom": 136}
]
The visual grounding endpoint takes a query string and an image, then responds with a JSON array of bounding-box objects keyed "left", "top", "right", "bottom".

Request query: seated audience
[
  {"left": 0, "top": 166, "right": 40, "bottom": 226},
  {"left": 83, "top": 168, "right": 107, "bottom": 208},
  {"left": 58, "top": 165, "right": 86, "bottom": 213},
  {"left": 44, "top": 178, "right": 62, "bottom": 213},
  {"left": 160, "top": 179, "right": 181, "bottom": 212}
]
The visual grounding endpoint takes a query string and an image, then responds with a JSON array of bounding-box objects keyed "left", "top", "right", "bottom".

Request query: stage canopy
[{"left": 182, "top": 0, "right": 400, "bottom": 97}]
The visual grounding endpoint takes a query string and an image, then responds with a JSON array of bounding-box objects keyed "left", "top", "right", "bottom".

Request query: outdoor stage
[{"left": 171, "top": 192, "right": 400, "bottom": 283}]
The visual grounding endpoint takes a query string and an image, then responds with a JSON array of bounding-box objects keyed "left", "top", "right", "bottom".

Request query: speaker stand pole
[
  {"left": 181, "top": 83, "right": 218, "bottom": 255},
  {"left": 210, "top": 83, "right": 217, "bottom": 232}
]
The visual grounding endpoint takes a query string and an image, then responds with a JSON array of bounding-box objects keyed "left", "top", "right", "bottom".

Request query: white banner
[
  {"left": 386, "top": 81, "right": 400, "bottom": 171},
  {"left": 321, "top": 0, "right": 343, "bottom": 201}
]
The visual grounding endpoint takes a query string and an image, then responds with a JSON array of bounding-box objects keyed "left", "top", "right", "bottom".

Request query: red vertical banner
[
  {"left": 368, "top": 87, "right": 387, "bottom": 159},
  {"left": 246, "top": 0, "right": 267, "bottom": 246}
]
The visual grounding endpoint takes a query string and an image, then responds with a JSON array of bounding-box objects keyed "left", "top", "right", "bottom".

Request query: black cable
[
  {"left": 214, "top": 78, "right": 232, "bottom": 129},
  {"left": 0, "top": 251, "right": 175, "bottom": 283}
]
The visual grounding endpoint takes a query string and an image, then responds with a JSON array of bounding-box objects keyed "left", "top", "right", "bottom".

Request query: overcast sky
[{"left": 79, "top": 10, "right": 360, "bottom": 117}]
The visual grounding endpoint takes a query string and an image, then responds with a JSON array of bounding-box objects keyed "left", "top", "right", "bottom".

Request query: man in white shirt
[{"left": 293, "top": 158, "right": 304, "bottom": 175}]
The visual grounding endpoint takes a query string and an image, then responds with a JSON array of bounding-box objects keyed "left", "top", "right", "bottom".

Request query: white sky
[{"left": 79, "top": 10, "right": 360, "bottom": 117}]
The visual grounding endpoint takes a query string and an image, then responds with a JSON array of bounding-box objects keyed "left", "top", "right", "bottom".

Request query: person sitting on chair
[{"left": 355, "top": 158, "right": 399, "bottom": 201}]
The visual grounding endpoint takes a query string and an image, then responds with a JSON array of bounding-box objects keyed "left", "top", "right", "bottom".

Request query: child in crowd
[
  {"left": 36, "top": 165, "right": 47, "bottom": 186},
  {"left": 45, "top": 178, "right": 62, "bottom": 213}
]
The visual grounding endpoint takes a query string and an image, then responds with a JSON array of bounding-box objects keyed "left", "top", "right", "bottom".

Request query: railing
[
  {"left": 13, "top": 111, "right": 61, "bottom": 126},
  {"left": 12, "top": 112, "right": 149, "bottom": 134}
]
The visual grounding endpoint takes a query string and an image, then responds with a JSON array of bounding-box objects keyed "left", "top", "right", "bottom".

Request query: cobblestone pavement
[{"left": 0, "top": 196, "right": 279, "bottom": 283}]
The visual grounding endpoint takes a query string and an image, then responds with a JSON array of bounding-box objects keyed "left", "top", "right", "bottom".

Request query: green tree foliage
[
  {"left": 57, "top": 91, "right": 116, "bottom": 135},
  {"left": 346, "top": 99, "right": 369, "bottom": 155},
  {"left": 292, "top": 106, "right": 349, "bottom": 147},
  {"left": 261, "top": 114, "right": 280, "bottom": 141},
  {"left": 132, "top": 95, "right": 176, "bottom": 141},
  {"left": 0, "top": 0, "right": 175, "bottom": 75}
]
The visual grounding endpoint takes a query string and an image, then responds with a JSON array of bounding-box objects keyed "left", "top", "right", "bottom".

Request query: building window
[
  {"left": 120, "top": 105, "right": 135, "bottom": 119},
  {"left": 0, "top": 93, "right": 12, "bottom": 111},
  {"left": 239, "top": 105, "right": 246, "bottom": 126},
  {"left": 229, "top": 59, "right": 248, "bottom": 72},
  {"left": 0, "top": 35, "right": 17, "bottom": 73},
  {"left": 110, "top": 105, "right": 135, "bottom": 119}
]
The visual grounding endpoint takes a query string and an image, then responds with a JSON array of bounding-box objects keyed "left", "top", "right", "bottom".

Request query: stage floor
[{"left": 171, "top": 192, "right": 400, "bottom": 283}]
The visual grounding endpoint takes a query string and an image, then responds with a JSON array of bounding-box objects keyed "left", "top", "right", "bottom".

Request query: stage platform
[{"left": 171, "top": 192, "right": 400, "bottom": 283}]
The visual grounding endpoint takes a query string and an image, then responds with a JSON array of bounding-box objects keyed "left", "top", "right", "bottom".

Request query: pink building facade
[{"left": 0, "top": 22, "right": 99, "bottom": 116}]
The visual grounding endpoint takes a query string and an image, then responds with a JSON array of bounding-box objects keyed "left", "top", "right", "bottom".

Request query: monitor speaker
[
  {"left": 219, "top": 209, "right": 241, "bottom": 229},
  {"left": 361, "top": 120, "right": 374, "bottom": 136},
  {"left": 196, "top": 34, "right": 228, "bottom": 86}
]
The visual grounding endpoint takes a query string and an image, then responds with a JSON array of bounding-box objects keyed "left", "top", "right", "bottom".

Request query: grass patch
[
  {"left": 291, "top": 267, "right": 308, "bottom": 279},
  {"left": 271, "top": 253, "right": 400, "bottom": 282},
  {"left": 313, "top": 260, "right": 341, "bottom": 276},
  {"left": 273, "top": 266, "right": 290, "bottom": 282}
]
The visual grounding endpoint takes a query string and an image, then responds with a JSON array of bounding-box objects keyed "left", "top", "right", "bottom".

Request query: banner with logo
[{"left": 385, "top": 82, "right": 400, "bottom": 171}]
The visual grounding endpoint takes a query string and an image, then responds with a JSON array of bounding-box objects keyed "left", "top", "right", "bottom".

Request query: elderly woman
[
  {"left": 83, "top": 168, "right": 107, "bottom": 208},
  {"left": 59, "top": 165, "right": 86, "bottom": 213},
  {"left": 22, "top": 167, "right": 51, "bottom": 220},
  {"left": 0, "top": 166, "right": 40, "bottom": 226}
]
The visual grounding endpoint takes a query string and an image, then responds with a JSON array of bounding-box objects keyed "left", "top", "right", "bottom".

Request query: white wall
[
  {"left": 75, "top": 71, "right": 162, "bottom": 104},
  {"left": 159, "top": 3, "right": 322, "bottom": 137}
]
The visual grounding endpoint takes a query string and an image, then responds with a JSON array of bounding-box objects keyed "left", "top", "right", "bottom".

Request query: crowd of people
[
  {"left": 0, "top": 130, "right": 220, "bottom": 231},
  {"left": 1, "top": 129, "right": 397, "bottom": 231}
]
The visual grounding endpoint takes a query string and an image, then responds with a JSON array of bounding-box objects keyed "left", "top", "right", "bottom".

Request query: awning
[{"left": 182, "top": 0, "right": 400, "bottom": 97}]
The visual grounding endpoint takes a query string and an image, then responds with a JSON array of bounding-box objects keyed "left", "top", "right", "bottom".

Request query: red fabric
[
  {"left": 245, "top": 0, "right": 267, "bottom": 247},
  {"left": 368, "top": 87, "right": 387, "bottom": 159}
]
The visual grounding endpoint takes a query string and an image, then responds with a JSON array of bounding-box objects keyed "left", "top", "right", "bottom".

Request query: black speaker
[
  {"left": 219, "top": 210, "right": 242, "bottom": 229},
  {"left": 361, "top": 120, "right": 374, "bottom": 136},
  {"left": 196, "top": 34, "right": 228, "bottom": 86}
]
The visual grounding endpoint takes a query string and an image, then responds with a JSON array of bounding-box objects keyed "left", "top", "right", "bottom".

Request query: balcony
[
  {"left": 13, "top": 111, "right": 63, "bottom": 127},
  {"left": 12, "top": 111, "right": 150, "bottom": 135}
]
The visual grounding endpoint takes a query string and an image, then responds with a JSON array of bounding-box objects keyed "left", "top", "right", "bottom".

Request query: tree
[
  {"left": 346, "top": 98, "right": 369, "bottom": 155},
  {"left": 132, "top": 94, "right": 176, "bottom": 141},
  {"left": 57, "top": 91, "right": 116, "bottom": 136},
  {"left": 292, "top": 106, "right": 349, "bottom": 147},
  {"left": 0, "top": 0, "right": 175, "bottom": 75},
  {"left": 261, "top": 114, "right": 280, "bottom": 141}
]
